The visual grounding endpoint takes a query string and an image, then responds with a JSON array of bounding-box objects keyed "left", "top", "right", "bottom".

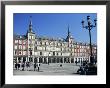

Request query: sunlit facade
[{"left": 13, "top": 18, "right": 97, "bottom": 64}]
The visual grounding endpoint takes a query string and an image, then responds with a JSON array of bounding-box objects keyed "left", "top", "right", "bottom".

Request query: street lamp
[{"left": 81, "top": 16, "right": 97, "bottom": 64}]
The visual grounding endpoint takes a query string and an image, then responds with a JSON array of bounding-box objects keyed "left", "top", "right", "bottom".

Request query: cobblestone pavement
[{"left": 13, "top": 63, "right": 80, "bottom": 75}]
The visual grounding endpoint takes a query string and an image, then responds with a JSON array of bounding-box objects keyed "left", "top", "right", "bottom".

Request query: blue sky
[{"left": 14, "top": 13, "right": 97, "bottom": 44}]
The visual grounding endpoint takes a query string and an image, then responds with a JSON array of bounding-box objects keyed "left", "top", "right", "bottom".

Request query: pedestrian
[
  {"left": 83, "top": 61, "right": 86, "bottom": 66},
  {"left": 37, "top": 62, "right": 40, "bottom": 72},
  {"left": 75, "top": 61, "right": 77, "bottom": 65},
  {"left": 26, "top": 62, "right": 30, "bottom": 71},
  {"left": 34, "top": 63, "right": 37, "bottom": 71},
  {"left": 21, "top": 62, "right": 25, "bottom": 71},
  {"left": 15, "top": 62, "right": 17, "bottom": 70}
]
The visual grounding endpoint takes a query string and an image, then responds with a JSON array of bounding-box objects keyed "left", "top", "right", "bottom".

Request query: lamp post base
[
  {"left": 90, "top": 56, "right": 94, "bottom": 65},
  {"left": 77, "top": 56, "right": 97, "bottom": 75}
]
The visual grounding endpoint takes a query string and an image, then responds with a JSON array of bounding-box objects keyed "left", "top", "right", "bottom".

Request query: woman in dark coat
[
  {"left": 34, "top": 63, "right": 36, "bottom": 71},
  {"left": 15, "top": 62, "right": 17, "bottom": 70}
]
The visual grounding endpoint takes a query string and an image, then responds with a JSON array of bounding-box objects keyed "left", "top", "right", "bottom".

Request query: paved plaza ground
[{"left": 13, "top": 63, "right": 80, "bottom": 75}]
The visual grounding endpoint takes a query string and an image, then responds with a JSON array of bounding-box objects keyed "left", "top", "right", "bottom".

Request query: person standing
[
  {"left": 34, "top": 63, "right": 37, "bottom": 71},
  {"left": 26, "top": 62, "right": 30, "bottom": 71},
  {"left": 75, "top": 61, "right": 77, "bottom": 65},
  {"left": 37, "top": 62, "right": 40, "bottom": 72}
]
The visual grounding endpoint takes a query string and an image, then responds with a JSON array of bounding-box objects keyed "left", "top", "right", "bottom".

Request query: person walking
[
  {"left": 26, "top": 62, "right": 30, "bottom": 71},
  {"left": 37, "top": 62, "right": 40, "bottom": 72},
  {"left": 21, "top": 62, "right": 25, "bottom": 71},
  {"left": 15, "top": 62, "right": 17, "bottom": 70},
  {"left": 75, "top": 61, "right": 77, "bottom": 65},
  {"left": 34, "top": 63, "right": 37, "bottom": 71}
]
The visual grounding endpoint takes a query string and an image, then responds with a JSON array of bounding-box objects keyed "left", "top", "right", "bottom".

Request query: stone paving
[{"left": 13, "top": 63, "right": 80, "bottom": 75}]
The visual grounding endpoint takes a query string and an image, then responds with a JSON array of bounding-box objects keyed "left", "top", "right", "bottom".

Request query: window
[
  {"left": 40, "top": 42, "right": 42, "bottom": 45},
  {"left": 19, "top": 45, "right": 22, "bottom": 49},
  {"left": 46, "top": 42, "right": 49, "bottom": 45},
  {"left": 32, "top": 36, "right": 33, "bottom": 39},
  {"left": 29, "top": 36, "right": 31, "bottom": 39},
  {"left": 19, "top": 40, "right": 22, "bottom": 44},
  {"left": 19, "top": 51, "right": 22, "bottom": 55},
  {"left": 15, "top": 40, "right": 18, "bottom": 43},
  {"left": 42, "top": 42, "right": 44, "bottom": 45},
  {"left": 14, "top": 45, "right": 17, "bottom": 49},
  {"left": 75, "top": 49, "right": 76, "bottom": 52},
  {"left": 40, "top": 52, "right": 42, "bottom": 55},
  {"left": 61, "top": 48, "right": 62, "bottom": 51},
  {"left": 23, "top": 40, "right": 26, "bottom": 44},
  {"left": 57, "top": 53, "right": 58, "bottom": 56},
  {"left": 35, "top": 41, "right": 37, "bottom": 44},
  {"left": 58, "top": 43, "right": 60, "bottom": 46},
  {"left": 30, "top": 51, "right": 32, "bottom": 55},
  {"left": 35, "top": 47, "right": 37, "bottom": 50},
  {"left": 23, "top": 51, "right": 26, "bottom": 55},
  {"left": 45, "top": 42, "right": 46, "bottom": 45},
  {"left": 53, "top": 52, "right": 55, "bottom": 56}
]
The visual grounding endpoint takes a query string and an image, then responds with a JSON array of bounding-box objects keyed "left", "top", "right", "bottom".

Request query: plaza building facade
[{"left": 13, "top": 18, "right": 97, "bottom": 64}]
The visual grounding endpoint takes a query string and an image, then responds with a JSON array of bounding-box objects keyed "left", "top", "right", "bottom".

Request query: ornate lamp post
[{"left": 81, "top": 16, "right": 97, "bottom": 64}]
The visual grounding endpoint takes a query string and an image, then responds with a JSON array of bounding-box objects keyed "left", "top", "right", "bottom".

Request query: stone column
[
  {"left": 27, "top": 57, "right": 29, "bottom": 62},
  {"left": 42, "top": 57, "right": 44, "bottom": 63},
  {"left": 32, "top": 57, "right": 34, "bottom": 63},
  {"left": 63, "top": 57, "right": 64, "bottom": 63},
  {"left": 88, "top": 56, "right": 90, "bottom": 63},
  {"left": 46, "top": 57, "right": 48, "bottom": 63},
  {"left": 26, "top": 57, "right": 27, "bottom": 62},
  {"left": 74, "top": 58, "right": 75, "bottom": 63},
  {"left": 37, "top": 57, "right": 39, "bottom": 63},
  {"left": 69, "top": 57, "right": 71, "bottom": 63},
  {"left": 21, "top": 57, "right": 23, "bottom": 63},
  {"left": 17, "top": 57, "right": 18, "bottom": 63}
]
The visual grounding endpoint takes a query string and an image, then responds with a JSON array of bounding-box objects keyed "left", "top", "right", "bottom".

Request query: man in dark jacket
[{"left": 34, "top": 63, "right": 37, "bottom": 71}]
